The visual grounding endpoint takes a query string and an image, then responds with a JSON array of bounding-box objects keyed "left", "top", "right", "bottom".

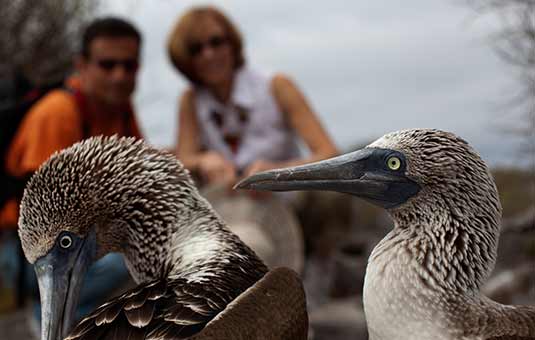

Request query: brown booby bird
[
  {"left": 17, "top": 136, "right": 308, "bottom": 340},
  {"left": 237, "top": 128, "right": 535, "bottom": 340}
]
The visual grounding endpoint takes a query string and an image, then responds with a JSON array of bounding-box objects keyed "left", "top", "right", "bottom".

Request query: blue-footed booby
[
  {"left": 237, "top": 128, "right": 535, "bottom": 340},
  {"left": 17, "top": 136, "right": 308, "bottom": 340}
]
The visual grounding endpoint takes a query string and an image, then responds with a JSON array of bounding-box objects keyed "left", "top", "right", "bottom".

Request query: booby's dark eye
[
  {"left": 59, "top": 235, "right": 73, "bottom": 249},
  {"left": 387, "top": 156, "right": 402, "bottom": 171}
]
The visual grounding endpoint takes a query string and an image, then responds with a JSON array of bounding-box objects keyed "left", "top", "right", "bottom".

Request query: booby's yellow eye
[
  {"left": 59, "top": 235, "right": 73, "bottom": 249},
  {"left": 387, "top": 156, "right": 401, "bottom": 171}
]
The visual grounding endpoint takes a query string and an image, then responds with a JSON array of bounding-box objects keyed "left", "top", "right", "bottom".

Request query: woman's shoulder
[
  {"left": 269, "top": 73, "right": 300, "bottom": 99},
  {"left": 181, "top": 86, "right": 205, "bottom": 104},
  {"left": 183, "top": 84, "right": 213, "bottom": 100},
  {"left": 181, "top": 87, "right": 195, "bottom": 99},
  {"left": 270, "top": 73, "right": 293, "bottom": 87}
]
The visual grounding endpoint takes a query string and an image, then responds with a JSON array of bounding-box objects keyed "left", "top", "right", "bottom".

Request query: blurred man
[{"left": 0, "top": 16, "right": 143, "bottom": 326}]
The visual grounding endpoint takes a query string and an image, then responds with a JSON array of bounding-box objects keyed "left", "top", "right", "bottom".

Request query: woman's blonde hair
[{"left": 167, "top": 6, "right": 245, "bottom": 84}]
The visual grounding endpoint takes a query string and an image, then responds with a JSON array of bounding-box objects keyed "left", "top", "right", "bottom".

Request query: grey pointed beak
[
  {"left": 34, "top": 231, "right": 96, "bottom": 340},
  {"left": 235, "top": 148, "right": 420, "bottom": 208}
]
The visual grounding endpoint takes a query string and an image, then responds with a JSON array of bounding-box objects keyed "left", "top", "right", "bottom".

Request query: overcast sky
[{"left": 100, "top": 0, "right": 527, "bottom": 167}]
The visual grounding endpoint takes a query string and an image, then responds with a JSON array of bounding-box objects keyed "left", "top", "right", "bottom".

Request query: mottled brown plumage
[{"left": 18, "top": 136, "right": 308, "bottom": 340}]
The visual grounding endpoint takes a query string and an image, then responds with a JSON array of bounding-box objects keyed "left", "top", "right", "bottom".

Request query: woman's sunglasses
[{"left": 188, "top": 35, "right": 228, "bottom": 57}]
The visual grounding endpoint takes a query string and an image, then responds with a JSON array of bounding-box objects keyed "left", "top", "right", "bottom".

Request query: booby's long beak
[
  {"left": 236, "top": 148, "right": 420, "bottom": 208},
  {"left": 34, "top": 231, "right": 96, "bottom": 340}
]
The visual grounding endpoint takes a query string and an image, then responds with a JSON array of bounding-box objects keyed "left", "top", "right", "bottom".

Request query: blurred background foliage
[
  {"left": 0, "top": 0, "right": 99, "bottom": 86},
  {"left": 467, "top": 0, "right": 534, "bottom": 159},
  {"left": 493, "top": 167, "right": 534, "bottom": 217}
]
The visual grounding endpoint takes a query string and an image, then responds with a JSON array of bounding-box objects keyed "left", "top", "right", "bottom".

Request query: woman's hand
[
  {"left": 198, "top": 151, "right": 237, "bottom": 185},
  {"left": 241, "top": 159, "right": 279, "bottom": 199},
  {"left": 243, "top": 159, "right": 279, "bottom": 177}
]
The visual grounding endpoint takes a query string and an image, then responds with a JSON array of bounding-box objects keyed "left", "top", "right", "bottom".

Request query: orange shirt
[{"left": 0, "top": 86, "right": 143, "bottom": 229}]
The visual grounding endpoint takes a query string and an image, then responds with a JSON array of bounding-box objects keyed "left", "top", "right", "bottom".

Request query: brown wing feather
[
  {"left": 65, "top": 277, "right": 234, "bottom": 340},
  {"left": 124, "top": 299, "right": 155, "bottom": 328},
  {"left": 477, "top": 298, "right": 535, "bottom": 340},
  {"left": 190, "top": 267, "right": 309, "bottom": 340}
]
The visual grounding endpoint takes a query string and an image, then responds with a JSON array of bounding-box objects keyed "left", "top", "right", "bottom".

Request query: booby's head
[
  {"left": 18, "top": 136, "right": 196, "bottom": 340},
  {"left": 237, "top": 128, "right": 501, "bottom": 229}
]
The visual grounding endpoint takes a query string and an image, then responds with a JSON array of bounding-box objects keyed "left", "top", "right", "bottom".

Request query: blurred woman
[{"left": 168, "top": 6, "right": 338, "bottom": 186}]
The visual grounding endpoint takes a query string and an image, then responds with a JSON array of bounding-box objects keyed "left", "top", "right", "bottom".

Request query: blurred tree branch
[
  {"left": 466, "top": 0, "right": 534, "bottom": 158},
  {"left": 466, "top": 1, "right": 534, "bottom": 237},
  {"left": 0, "top": 0, "right": 99, "bottom": 85}
]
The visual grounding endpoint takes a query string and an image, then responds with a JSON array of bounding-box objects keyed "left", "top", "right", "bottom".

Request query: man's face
[{"left": 78, "top": 36, "right": 139, "bottom": 107}]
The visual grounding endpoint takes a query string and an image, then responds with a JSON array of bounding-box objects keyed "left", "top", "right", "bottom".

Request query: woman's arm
[
  {"left": 244, "top": 74, "right": 338, "bottom": 176},
  {"left": 176, "top": 88, "right": 202, "bottom": 169},
  {"left": 176, "top": 89, "right": 237, "bottom": 184}
]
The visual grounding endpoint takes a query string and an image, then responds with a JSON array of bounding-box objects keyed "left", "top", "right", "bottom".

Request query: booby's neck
[
  {"left": 382, "top": 190, "right": 501, "bottom": 294},
  {"left": 365, "top": 187, "right": 503, "bottom": 338},
  {"left": 364, "top": 198, "right": 502, "bottom": 340},
  {"left": 164, "top": 200, "right": 268, "bottom": 283},
  {"left": 101, "top": 188, "right": 267, "bottom": 284}
]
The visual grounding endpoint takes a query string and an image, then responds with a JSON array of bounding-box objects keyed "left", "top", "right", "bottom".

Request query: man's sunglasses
[
  {"left": 94, "top": 58, "right": 139, "bottom": 73},
  {"left": 188, "top": 35, "right": 228, "bottom": 57}
]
